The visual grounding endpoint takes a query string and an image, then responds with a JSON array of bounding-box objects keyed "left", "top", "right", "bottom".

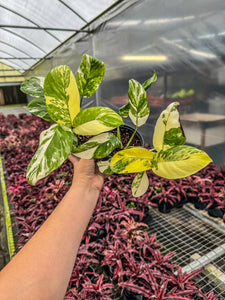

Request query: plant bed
[{"left": 0, "top": 115, "right": 220, "bottom": 299}]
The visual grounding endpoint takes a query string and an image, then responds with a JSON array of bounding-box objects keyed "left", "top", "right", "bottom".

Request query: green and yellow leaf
[
  {"left": 153, "top": 102, "right": 186, "bottom": 152},
  {"left": 72, "top": 132, "right": 122, "bottom": 159},
  {"left": 110, "top": 147, "right": 153, "bottom": 174},
  {"left": 44, "top": 65, "right": 80, "bottom": 127},
  {"left": 152, "top": 145, "right": 212, "bottom": 179},
  {"left": 97, "top": 159, "right": 113, "bottom": 175},
  {"left": 128, "top": 79, "right": 150, "bottom": 127},
  {"left": 76, "top": 54, "right": 105, "bottom": 99},
  {"left": 73, "top": 107, "right": 124, "bottom": 136},
  {"left": 26, "top": 124, "right": 74, "bottom": 185},
  {"left": 132, "top": 171, "right": 149, "bottom": 197},
  {"left": 20, "top": 77, "right": 44, "bottom": 98},
  {"left": 27, "top": 96, "right": 54, "bottom": 123}
]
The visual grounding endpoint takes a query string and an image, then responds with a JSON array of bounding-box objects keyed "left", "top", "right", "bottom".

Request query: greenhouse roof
[{"left": 0, "top": 0, "right": 119, "bottom": 73}]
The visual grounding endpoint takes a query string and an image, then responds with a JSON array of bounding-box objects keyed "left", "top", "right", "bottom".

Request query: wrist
[{"left": 68, "top": 184, "right": 100, "bottom": 206}]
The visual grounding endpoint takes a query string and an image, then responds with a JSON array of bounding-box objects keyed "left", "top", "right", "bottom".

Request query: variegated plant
[
  {"left": 21, "top": 54, "right": 124, "bottom": 185},
  {"left": 21, "top": 53, "right": 212, "bottom": 198},
  {"left": 110, "top": 102, "right": 212, "bottom": 197}
]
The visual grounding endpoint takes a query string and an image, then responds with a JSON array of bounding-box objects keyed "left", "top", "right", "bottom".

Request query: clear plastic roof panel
[{"left": 0, "top": 0, "right": 118, "bottom": 72}]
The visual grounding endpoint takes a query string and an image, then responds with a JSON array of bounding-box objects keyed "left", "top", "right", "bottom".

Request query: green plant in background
[
  {"left": 21, "top": 54, "right": 212, "bottom": 198},
  {"left": 172, "top": 89, "right": 194, "bottom": 98}
]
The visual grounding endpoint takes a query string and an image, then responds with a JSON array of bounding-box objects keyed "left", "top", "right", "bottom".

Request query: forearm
[{"left": 0, "top": 185, "right": 99, "bottom": 300}]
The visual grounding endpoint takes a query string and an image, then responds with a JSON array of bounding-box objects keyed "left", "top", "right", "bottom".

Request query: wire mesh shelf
[{"left": 148, "top": 206, "right": 225, "bottom": 298}]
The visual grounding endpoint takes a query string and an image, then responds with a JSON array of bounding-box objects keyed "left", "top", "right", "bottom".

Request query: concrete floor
[{"left": 0, "top": 105, "right": 30, "bottom": 116}]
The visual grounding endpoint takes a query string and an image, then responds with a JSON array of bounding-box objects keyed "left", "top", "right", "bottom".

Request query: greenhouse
[{"left": 0, "top": 0, "right": 225, "bottom": 299}]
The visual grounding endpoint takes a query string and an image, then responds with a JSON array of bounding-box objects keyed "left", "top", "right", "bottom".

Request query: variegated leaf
[
  {"left": 110, "top": 147, "right": 153, "bottom": 174},
  {"left": 20, "top": 77, "right": 44, "bottom": 98},
  {"left": 73, "top": 107, "right": 124, "bottom": 135},
  {"left": 128, "top": 79, "right": 150, "bottom": 127},
  {"left": 44, "top": 65, "right": 80, "bottom": 127},
  {"left": 119, "top": 102, "right": 130, "bottom": 117},
  {"left": 21, "top": 77, "right": 54, "bottom": 122},
  {"left": 153, "top": 102, "right": 186, "bottom": 152},
  {"left": 142, "top": 71, "right": 157, "bottom": 91},
  {"left": 152, "top": 145, "right": 212, "bottom": 179},
  {"left": 27, "top": 96, "right": 54, "bottom": 123},
  {"left": 71, "top": 135, "right": 79, "bottom": 152},
  {"left": 72, "top": 132, "right": 122, "bottom": 159},
  {"left": 26, "top": 124, "right": 74, "bottom": 185},
  {"left": 76, "top": 54, "right": 105, "bottom": 99},
  {"left": 97, "top": 159, "right": 113, "bottom": 175},
  {"left": 132, "top": 171, "right": 149, "bottom": 197}
]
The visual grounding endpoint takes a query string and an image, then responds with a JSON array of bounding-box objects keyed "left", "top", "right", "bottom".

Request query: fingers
[{"left": 68, "top": 154, "right": 106, "bottom": 179}]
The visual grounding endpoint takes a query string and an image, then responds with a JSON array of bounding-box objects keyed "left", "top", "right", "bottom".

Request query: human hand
[{"left": 68, "top": 154, "right": 104, "bottom": 193}]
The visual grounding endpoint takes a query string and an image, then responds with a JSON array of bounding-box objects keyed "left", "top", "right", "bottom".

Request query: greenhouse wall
[{"left": 25, "top": 0, "right": 225, "bottom": 165}]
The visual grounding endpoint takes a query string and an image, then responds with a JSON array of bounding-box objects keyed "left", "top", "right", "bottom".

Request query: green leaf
[
  {"left": 132, "top": 171, "right": 149, "bottom": 197},
  {"left": 142, "top": 71, "right": 157, "bottom": 91},
  {"left": 73, "top": 107, "right": 124, "bottom": 136},
  {"left": 72, "top": 132, "right": 122, "bottom": 159},
  {"left": 128, "top": 79, "right": 150, "bottom": 127},
  {"left": 76, "top": 54, "right": 105, "bottom": 99},
  {"left": 71, "top": 135, "right": 78, "bottom": 152},
  {"left": 97, "top": 159, "right": 113, "bottom": 175},
  {"left": 119, "top": 102, "right": 130, "bottom": 117},
  {"left": 26, "top": 124, "right": 74, "bottom": 185},
  {"left": 44, "top": 65, "right": 80, "bottom": 127},
  {"left": 20, "top": 77, "right": 44, "bottom": 98},
  {"left": 152, "top": 145, "right": 212, "bottom": 179},
  {"left": 153, "top": 102, "right": 186, "bottom": 152},
  {"left": 27, "top": 96, "right": 54, "bottom": 123},
  {"left": 110, "top": 147, "right": 153, "bottom": 174}
]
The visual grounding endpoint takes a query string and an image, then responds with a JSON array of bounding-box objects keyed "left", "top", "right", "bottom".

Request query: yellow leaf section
[
  {"left": 152, "top": 147, "right": 212, "bottom": 179},
  {"left": 66, "top": 71, "right": 80, "bottom": 123},
  {"left": 132, "top": 171, "right": 149, "bottom": 197},
  {"left": 153, "top": 102, "right": 180, "bottom": 152},
  {"left": 74, "top": 120, "right": 117, "bottom": 136},
  {"left": 110, "top": 147, "right": 153, "bottom": 174},
  {"left": 45, "top": 65, "right": 80, "bottom": 127}
]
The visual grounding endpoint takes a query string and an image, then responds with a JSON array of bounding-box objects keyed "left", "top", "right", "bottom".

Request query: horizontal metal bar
[
  {"left": 0, "top": 69, "right": 25, "bottom": 72},
  {"left": 0, "top": 74, "right": 24, "bottom": 77},
  {"left": 0, "top": 24, "right": 90, "bottom": 32},
  {"left": 0, "top": 57, "right": 51, "bottom": 60},
  {"left": 181, "top": 243, "right": 225, "bottom": 274}
]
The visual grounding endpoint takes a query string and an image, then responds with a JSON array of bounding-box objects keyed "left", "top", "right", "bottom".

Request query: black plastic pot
[
  {"left": 123, "top": 288, "right": 143, "bottom": 300},
  {"left": 96, "top": 251, "right": 105, "bottom": 262},
  {"left": 194, "top": 199, "right": 209, "bottom": 210},
  {"left": 111, "top": 124, "right": 145, "bottom": 150},
  {"left": 187, "top": 195, "right": 199, "bottom": 204},
  {"left": 142, "top": 211, "right": 153, "bottom": 224},
  {"left": 89, "top": 228, "right": 107, "bottom": 243},
  {"left": 120, "top": 124, "right": 145, "bottom": 147},
  {"left": 158, "top": 201, "right": 174, "bottom": 214},
  {"left": 207, "top": 206, "right": 224, "bottom": 219}
]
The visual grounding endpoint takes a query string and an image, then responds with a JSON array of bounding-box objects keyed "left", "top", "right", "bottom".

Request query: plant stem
[{"left": 124, "top": 125, "right": 138, "bottom": 149}]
